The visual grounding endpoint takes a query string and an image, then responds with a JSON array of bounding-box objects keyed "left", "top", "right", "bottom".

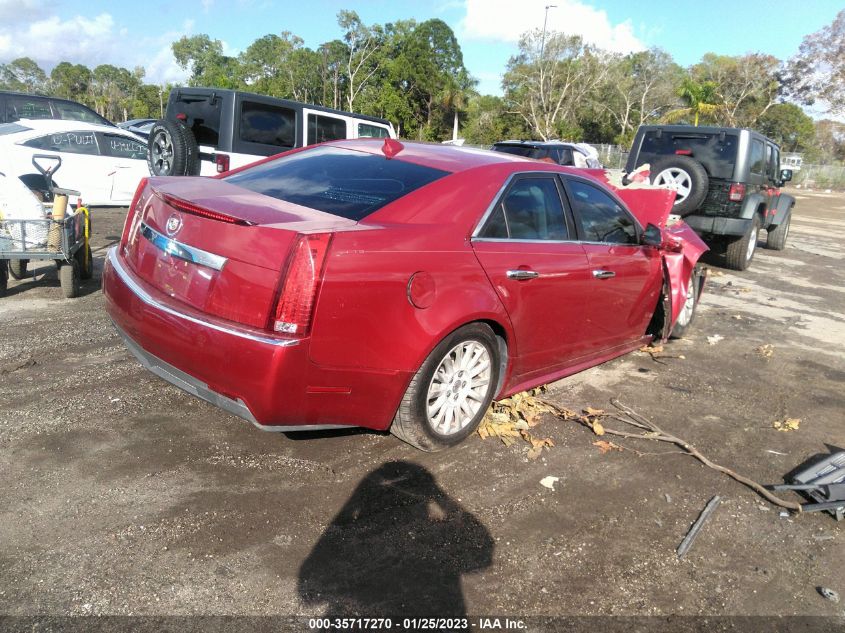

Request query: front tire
[
  {"left": 670, "top": 269, "right": 701, "bottom": 339},
  {"left": 390, "top": 323, "right": 501, "bottom": 451},
  {"left": 725, "top": 215, "right": 761, "bottom": 271},
  {"left": 765, "top": 211, "right": 791, "bottom": 251}
]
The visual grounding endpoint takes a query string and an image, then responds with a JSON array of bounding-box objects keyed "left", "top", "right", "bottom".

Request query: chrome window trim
[
  {"left": 107, "top": 247, "right": 298, "bottom": 348},
  {"left": 140, "top": 221, "right": 228, "bottom": 271}
]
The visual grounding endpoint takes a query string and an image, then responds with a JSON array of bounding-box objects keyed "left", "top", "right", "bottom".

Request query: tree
[
  {"left": 172, "top": 34, "right": 239, "bottom": 88},
  {"left": 503, "top": 30, "right": 607, "bottom": 140},
  {"left": 462, "top": 94, "right": 528, "bottom": 145},
  {"left": 0, "top": 57, "right": 48, "bottom": 92},
  {"left": 664, "top": 77, "right": 720, "bottom": 126},
  {"left": 49, "top": 62, "right": 92, "bottom": 102},
  {"left": 338, "top": 10, "right": 382, "bottom": 112},
  {"left": 239, "top": 32, "right": 304, "bottom": 97},
  {"left": 785, "top": 9, "right": 845, "bottom": 115},
  {"left": 597, "top": 48, "right": 683, "bottom": 144},
  {"left": 757, "top": 103, "right": 815, "bottom": 152},
  {"left": 693, "top": 53, "right": 780, "bottom": 126}
]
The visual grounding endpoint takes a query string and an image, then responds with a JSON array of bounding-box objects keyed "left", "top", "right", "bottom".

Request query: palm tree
[{"left": 663, "top": 78, "right": 721, "bottom": 126}]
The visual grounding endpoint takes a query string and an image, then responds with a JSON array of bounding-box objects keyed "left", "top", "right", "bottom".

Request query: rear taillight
[
  {"left": 155, "top": 191, "right": 254, "bottom": 225},
  {"left": 121, "top": 177, "right": 148, "bottom": 244},
  {"left": 728, "top": 183, "right": 746, "bottom": 202},
  {"left": 215, "top": 154, "right": 230, "bottom": 173},
  {"left": 270, "top": 233, "right": 333, "bottom": 336}
]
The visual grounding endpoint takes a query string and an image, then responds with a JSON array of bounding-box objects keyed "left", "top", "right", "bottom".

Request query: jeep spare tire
[
  {"left": 650, "top": 156, "right": 709, "bottom": 217},
  {"left": 147, "top": 119, "right": 200, "bottom": 177}
]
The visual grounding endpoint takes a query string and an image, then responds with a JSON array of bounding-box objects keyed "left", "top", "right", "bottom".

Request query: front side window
[
  {"left": 239, "top": 100, "right": 295, "bottom": 148},
  {"left": 103, "top": 133, "right": 147, "bottom": 159},
  {"left": 568, "top": 179, "right": 637, "bottom": 244},
  {"left": 307, "top": 114, "right": 347, "bottom": 145},
  {"left": 23, "top": 131, "right": 99, "bottom": 155},
  {"left": 750, "top": 139, "right": 765, "bottom": 175},
  {"left": 358, "top": 123, "right": 390, "bottom": 138},
  {"left": 224, "top": 146, "right": 448, "bottom": 221},
  {"left": 478, "top": 177, "right": 569, "bottom": 240}
]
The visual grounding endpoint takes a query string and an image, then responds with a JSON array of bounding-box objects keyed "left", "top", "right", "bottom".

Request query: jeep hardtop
[{"left": 626, "top": 125, "right": 795, "bottom": 270}]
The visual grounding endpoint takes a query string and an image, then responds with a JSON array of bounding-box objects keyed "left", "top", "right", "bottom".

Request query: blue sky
[{"left": 0, "top": 0, "right": 840, "bottom": 97}]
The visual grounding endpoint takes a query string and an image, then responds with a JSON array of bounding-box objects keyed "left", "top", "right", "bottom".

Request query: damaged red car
[{"left": 103, "top": 139, "right": 706, "bottom": 451}]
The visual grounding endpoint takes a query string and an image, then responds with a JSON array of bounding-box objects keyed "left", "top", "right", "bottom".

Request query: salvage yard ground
[{"left": 0, "top": 189, "right": 842, "bottom": 619}]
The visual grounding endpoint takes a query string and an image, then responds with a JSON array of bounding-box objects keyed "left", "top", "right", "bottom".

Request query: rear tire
[
  {"left": 650, "top": 156, "right": 709, "bottom": 217},
  {"left": 725, "top": 215, "right": 761, "bottom": 271},
  {"left": 8, "top": 259, "right": 28, "bottom": 280},
  {"left": 59, "top": 260, "right": 80, "bottom": 299},
  {"left": 147, "top": 119, "right": 200, "bottom": 177},
  {"left": 390, "top": 323, "right": 501, "bottom": 451},
  {"left": 765, "top": 210, "right": 791, "bottom": 251}
]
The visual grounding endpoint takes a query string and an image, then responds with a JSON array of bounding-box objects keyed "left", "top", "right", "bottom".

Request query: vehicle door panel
[
  {"left": 471, "top": 175, "right": 593, "bottom": 377},
  {"left": 563, "top": 176, "right": 662, "bottom": 351}
]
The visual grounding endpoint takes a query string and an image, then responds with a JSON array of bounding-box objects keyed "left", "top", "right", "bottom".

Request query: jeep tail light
[
  {"left": 215, "top": 153, "right": 230, "bottom": 173},
  {"left": 270, "top": 233, "right": 333, "bottom": 336},
  {"left": 728, "top": 183, "right": 746, "bottom": 202},
  {"left": 674, "top": 149, "right": 693, "bottom": 156}
]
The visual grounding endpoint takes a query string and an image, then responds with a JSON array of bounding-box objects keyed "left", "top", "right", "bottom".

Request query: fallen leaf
[
  {"left": 592, "top": 421, "right": 606, "bottom": 436},
  {"left": 593, "top": 440, "right": 623, "bottom": 454},
  {"left": 514, "top": 419, "right": 530, "bottom": 431},
  {"left": 773, "top": 418, "right": 801, "bottom": 432},
  {"left": 583, "top": 407, "right": 605, "bottom": 416},
  {"left": 756, "top": 344, "right": 774, "bottom": 358},
  {"left": 707, "top": 334, "right": 724, "bottom": 345},
  {"left": 540, "top": 476, "right": 559, "bottom": 490}
]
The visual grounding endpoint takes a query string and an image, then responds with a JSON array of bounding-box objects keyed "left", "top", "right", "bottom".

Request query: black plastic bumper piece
[{"left": 683, "top": 214, "right": 751, "bottom": 237}]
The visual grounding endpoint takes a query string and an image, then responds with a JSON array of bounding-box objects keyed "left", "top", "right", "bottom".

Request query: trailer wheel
[
  {"left": 9, "top": 259, "right": 28, "bottom": 280},
  {"left": 59, "top": 260, "right": 80, "bottom": 299}
]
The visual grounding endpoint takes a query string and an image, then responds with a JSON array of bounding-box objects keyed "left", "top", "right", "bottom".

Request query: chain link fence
[{"left": 791, "top": 164, "right": 845, "bottom": 190}]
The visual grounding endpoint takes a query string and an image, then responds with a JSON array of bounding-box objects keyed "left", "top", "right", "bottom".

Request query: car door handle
[
  {"left": 507, "top": 269, "right": 540, "bottom": 280},
  {"left": 592, "top": 269, "right": 616, "bottom": 279}
]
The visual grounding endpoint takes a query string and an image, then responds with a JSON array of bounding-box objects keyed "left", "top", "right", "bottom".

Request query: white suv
[{"left": 147, "top": 88, "right": 397, "bottom": 177}]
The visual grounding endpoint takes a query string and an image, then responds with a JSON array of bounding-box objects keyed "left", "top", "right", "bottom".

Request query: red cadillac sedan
[{"left": 103, "top": 139, "right": 706, "bottom": 450}]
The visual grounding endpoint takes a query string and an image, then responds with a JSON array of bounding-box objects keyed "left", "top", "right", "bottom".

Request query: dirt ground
[{"left": 0, "top": 189, "right": 842, "bottom": 626}]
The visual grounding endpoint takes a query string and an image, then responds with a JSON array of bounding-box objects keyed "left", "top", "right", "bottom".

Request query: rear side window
[
  {"left": 307, "top": 114, "right": 347, "bottom": 145},
  {"left": 171, "top": 94, "right": 222, "bottom": 146},
  {"left": 568, "top": 180, "right": 637, "bottom": 244},
  {"left": 240, "top": 100, "right": 296, "bottom": 148},
  {"left": 358, "top": 123, "right": 390, "bottom": 138},
  {"left": 750, "top": 140, "right": 765, "bottom": 175},
  {"left": 6, "top": 96, "right": 52, "bottom": 121},
  {"left": 225, "top": 146, "right": 449, "bottom": 221},
  {"left": 103, "top": 133, "right": 147, "bottom": 159},
  {"left": 479, "top": 177, "right": 569, "bottom": 240},
  {"left": 639, "top": 132, "right": 738, "bottom": 180},
  {"left": 23, "top": 131, "right": 99, "bottom": 155},
  {"left": 492, "top": 145, "right": 547, "bottom": 160}
]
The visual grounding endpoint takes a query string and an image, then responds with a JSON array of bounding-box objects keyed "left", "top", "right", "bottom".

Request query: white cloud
[
  {"left": 460, "top": 0, "right": 644, "bottom": 53},
  {"left": 0, "top": 11, "right": 191, "bottom": 85}
]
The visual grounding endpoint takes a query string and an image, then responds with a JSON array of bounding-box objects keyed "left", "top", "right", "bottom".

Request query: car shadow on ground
[{"left": 297, "top": 460, "right": 494, "bottom": 618}]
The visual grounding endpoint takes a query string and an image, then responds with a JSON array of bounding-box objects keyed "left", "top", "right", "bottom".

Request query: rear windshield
[
  {"left": 170, "top": 93, "right": 221, "bottom": 147},
  {"left": 224, "top": 146, "right": 449, "bottom": 221},
  {"left": 638, "top": 132, "right": 738, "bottom": 180}
]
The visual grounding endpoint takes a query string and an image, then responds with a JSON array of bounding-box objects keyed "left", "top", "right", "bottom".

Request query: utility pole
[{"left": 540, "top": 4, "right": 557, "bottom": 59}]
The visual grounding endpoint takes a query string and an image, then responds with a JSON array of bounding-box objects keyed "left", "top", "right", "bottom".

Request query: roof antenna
[{"left": 382, "top": 138, "right": 404, "bottom": 159}]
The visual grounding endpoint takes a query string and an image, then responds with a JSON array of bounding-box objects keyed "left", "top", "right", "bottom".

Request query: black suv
[
  {"left": 626, "top": 125, "right": 795, "bottom": 270},
  {"left": 491, "top": 140, "right": 602, "bottom": 168}
]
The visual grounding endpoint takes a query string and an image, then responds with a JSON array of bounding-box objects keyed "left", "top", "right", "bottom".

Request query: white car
[{"left": 0, "top": 119, "right": 148, "bottom": 206}]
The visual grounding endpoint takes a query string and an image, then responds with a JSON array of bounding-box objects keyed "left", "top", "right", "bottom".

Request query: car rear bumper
[
  {"left": 684, "top": 214, "right": 751, "bottom": 237},
  {"left": 103, "top": 246, "right": 406, "bottom": 431}
]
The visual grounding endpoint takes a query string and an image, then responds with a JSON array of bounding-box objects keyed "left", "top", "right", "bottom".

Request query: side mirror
[
  {"left": 779, "top": 169, "right": 793, "bottom": 183},
  {"left": 642, "top": 223, "right": 662, "bottom": 247}
]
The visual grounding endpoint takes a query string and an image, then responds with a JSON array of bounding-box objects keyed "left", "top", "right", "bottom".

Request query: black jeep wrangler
[{"left": 626, "top": 125, "right": 795, "bottom": 270}]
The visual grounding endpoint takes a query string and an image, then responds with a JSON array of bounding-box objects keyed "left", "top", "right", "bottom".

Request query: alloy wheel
[
  {"left": 654, "top": 167, "right": 692, "bottom": 203},
  {"left": 426, "top": 340, "right": 492, "bottom": 436}
]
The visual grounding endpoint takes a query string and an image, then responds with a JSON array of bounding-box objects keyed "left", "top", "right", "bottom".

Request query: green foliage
[
  {"left": 758, "top": 104, "right": 815, "bottom": 152},
  {"left": 0, "top": 57, "right": 48, "bottom": 92}
]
